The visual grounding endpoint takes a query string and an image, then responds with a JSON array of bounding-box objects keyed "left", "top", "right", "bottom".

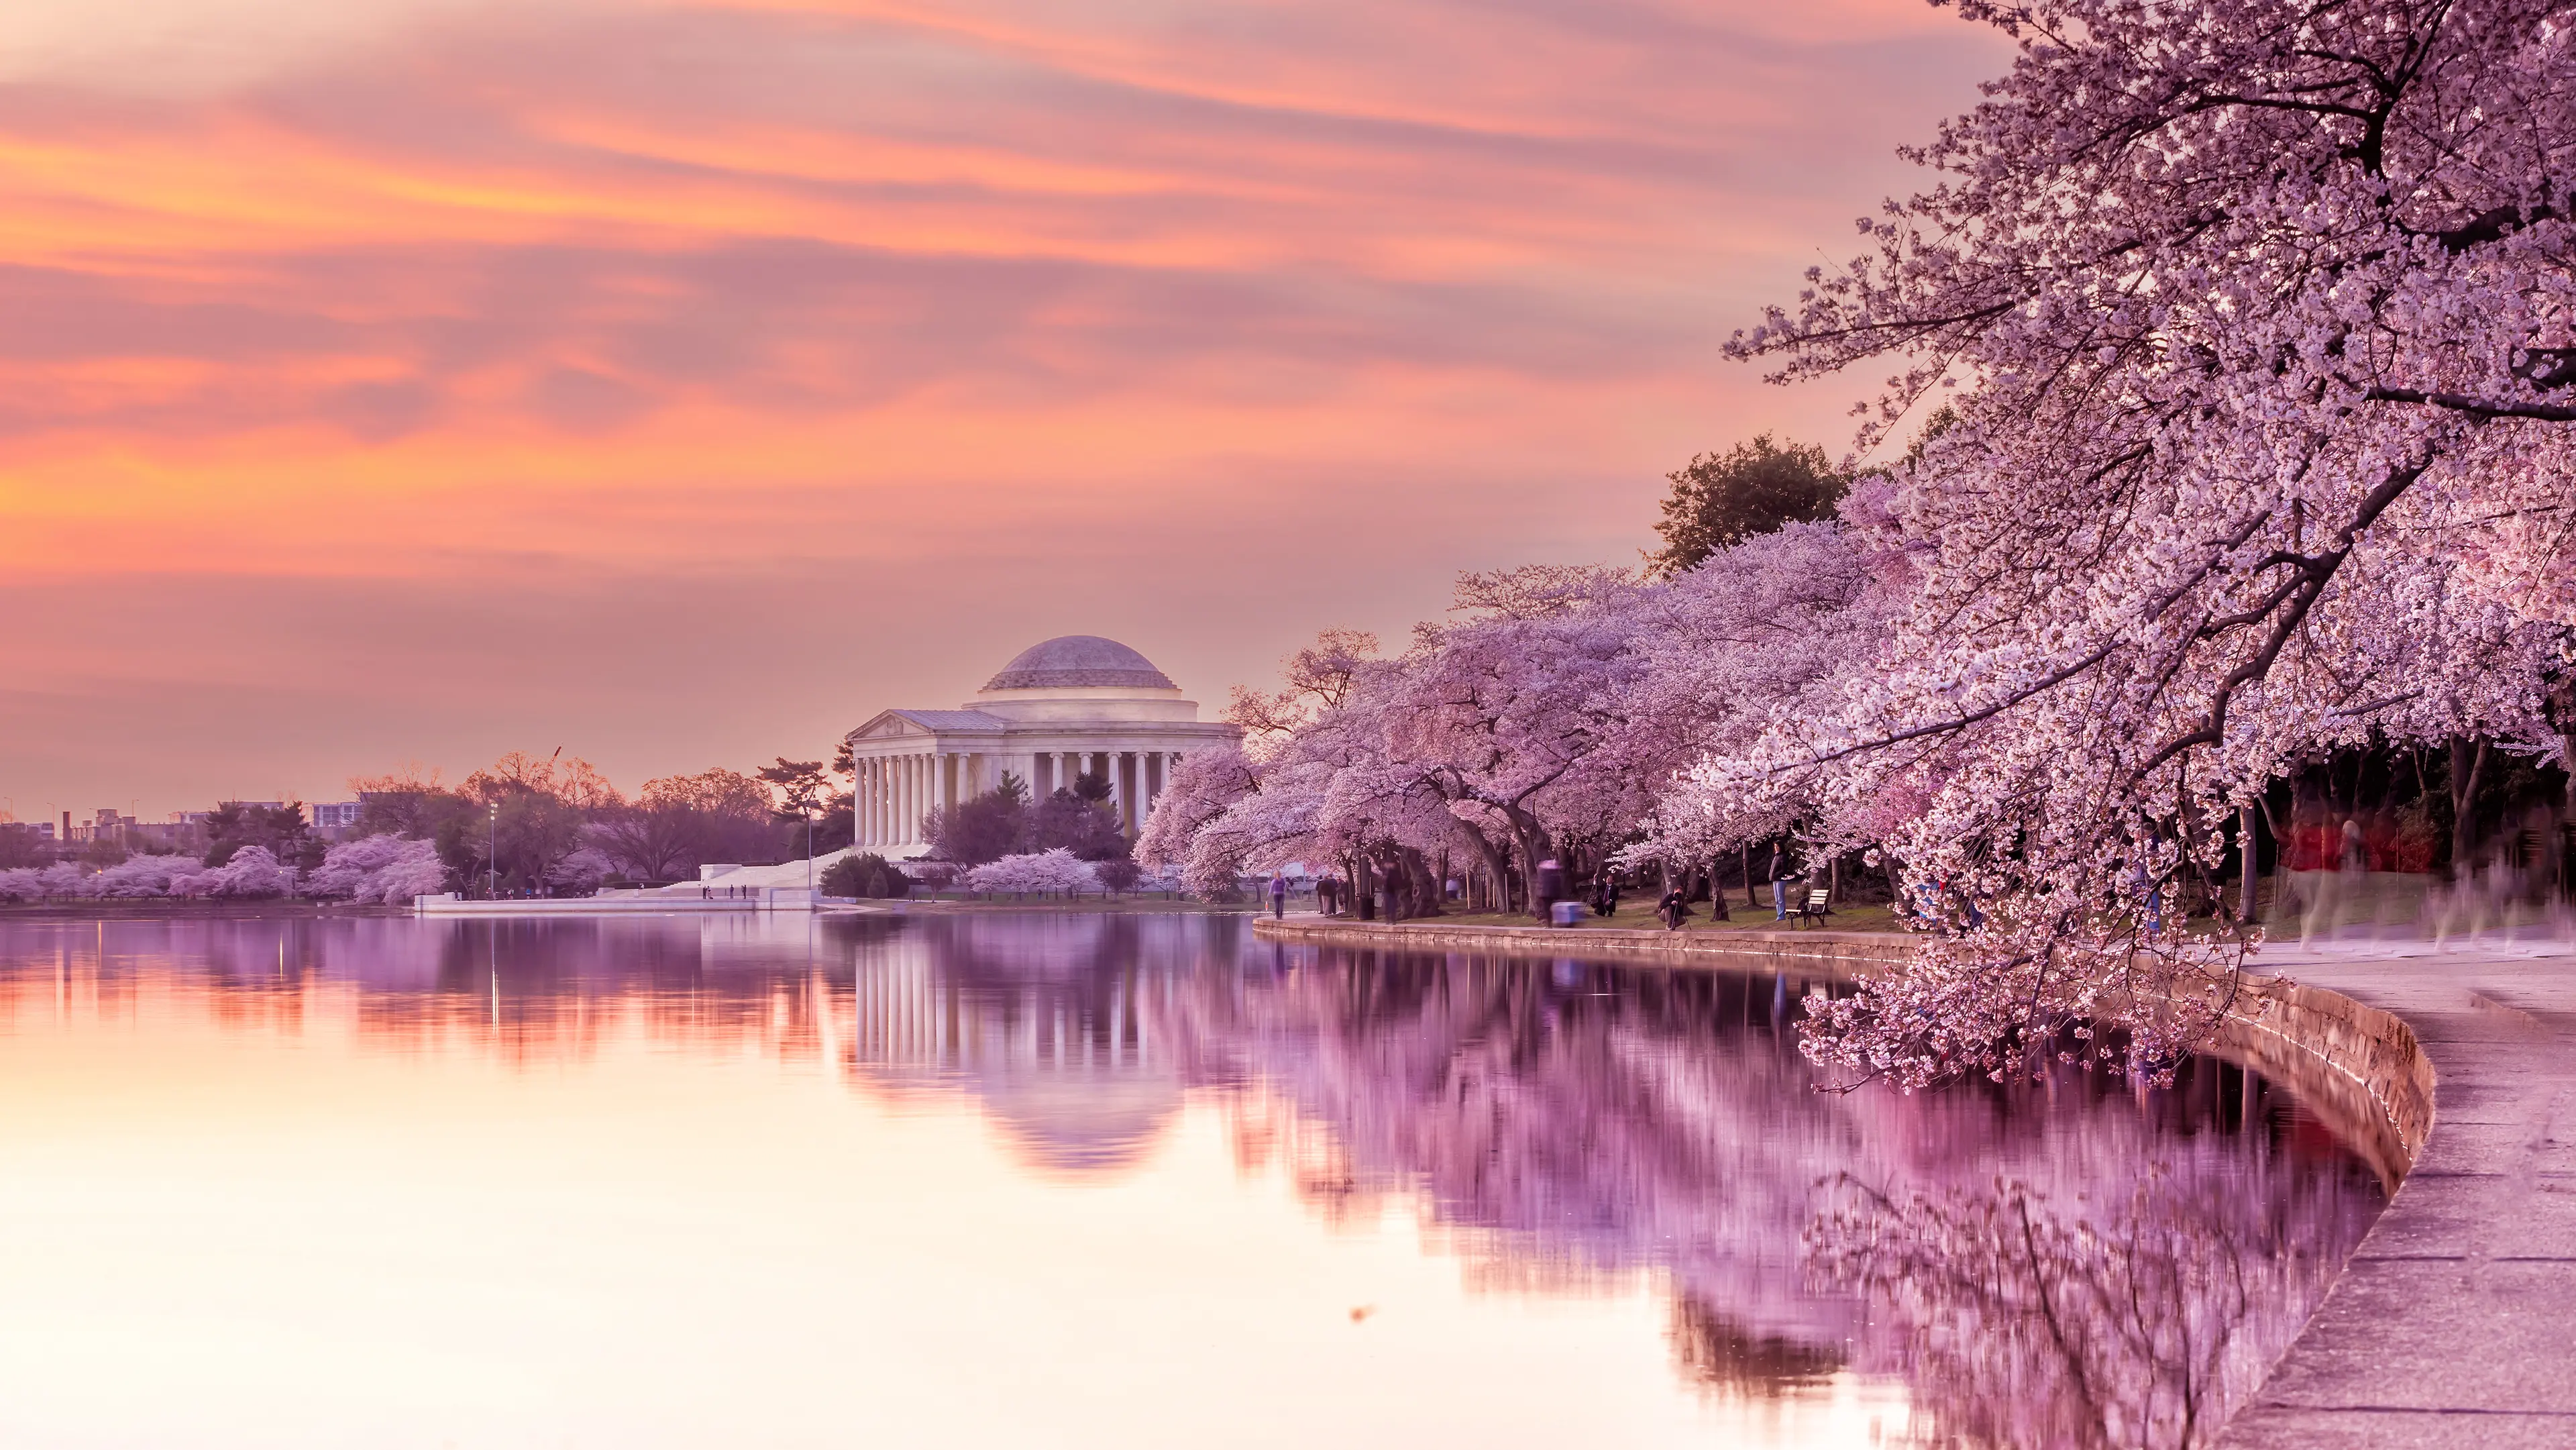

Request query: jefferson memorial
[{"left": 845, "top": 635, "right": 1241, "bottom": 857}]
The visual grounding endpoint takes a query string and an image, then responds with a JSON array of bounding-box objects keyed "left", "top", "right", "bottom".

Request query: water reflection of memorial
[{"left": 841, "top": 914, "right": 1229, "bottom": 1170}]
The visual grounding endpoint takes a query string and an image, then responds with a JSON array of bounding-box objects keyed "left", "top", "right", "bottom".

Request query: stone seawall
[
  {"left": 1248, "top": 916, "right": 1918, "bottom": 974},
  {"left": 2213, "top": 975, "right": 2436, "bottom": 1190}
]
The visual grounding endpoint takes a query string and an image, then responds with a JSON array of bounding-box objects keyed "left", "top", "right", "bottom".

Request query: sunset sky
[{"left": 0, "top": 0, "right": 2006, "bottom": 817}]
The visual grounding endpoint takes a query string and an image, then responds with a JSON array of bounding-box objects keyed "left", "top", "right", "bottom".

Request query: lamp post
[{"left": 488, "top": 802, "right": 498, "bottom": 899}]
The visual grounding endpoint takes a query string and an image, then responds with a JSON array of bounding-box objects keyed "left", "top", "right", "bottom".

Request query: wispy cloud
[{"left": 0, "top": 0, "right": 2004, "bottom": 807}]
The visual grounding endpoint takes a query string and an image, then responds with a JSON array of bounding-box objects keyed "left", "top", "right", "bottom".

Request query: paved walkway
[{"left": 2222, "top": 939, "right": 2576, "bottom": 1449}]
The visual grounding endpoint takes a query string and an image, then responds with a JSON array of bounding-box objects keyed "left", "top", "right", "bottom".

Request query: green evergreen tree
[{"left": 1648, "top": 435, "right": 1846, "bottom": 576}]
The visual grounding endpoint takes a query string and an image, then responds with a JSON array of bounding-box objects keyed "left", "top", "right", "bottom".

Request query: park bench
[{"left": 1792, "top": 887, "right": 1833, "bottom": 929}]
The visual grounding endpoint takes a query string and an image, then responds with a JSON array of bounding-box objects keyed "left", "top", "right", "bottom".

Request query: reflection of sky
[
  {"left": 0, "top": 914, "right": 2380, "bottom": 1446},
  {"left": 0, "top": 1, "right": 2015, "bottom": 812}
]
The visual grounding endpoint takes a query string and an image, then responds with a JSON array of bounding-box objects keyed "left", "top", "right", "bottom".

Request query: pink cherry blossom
[
  {"left": 307, "top": 834, "right": 449, "bottom": 904},
  {"left": 965, "top": 849, "right": 1102, "bottom": 895}
]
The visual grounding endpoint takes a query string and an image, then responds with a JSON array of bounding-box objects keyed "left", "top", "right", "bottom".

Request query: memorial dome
[{"left": 982, "top": 635, "right": 1177, "bottom": 692}]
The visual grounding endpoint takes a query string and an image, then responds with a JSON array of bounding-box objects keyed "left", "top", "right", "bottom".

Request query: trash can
[{"left": 1550, "top": 900, "right": 1585, "bottom": 928}]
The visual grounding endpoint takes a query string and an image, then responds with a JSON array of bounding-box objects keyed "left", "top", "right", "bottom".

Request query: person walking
[
  {"left": 1269, "top": 872, "right": 1288, "bottom": 920},
  {"left": 1317, "top": 876, "right": 1337, "bottom": 916},
  {"left": 1766, "top": 843, "right": 1793, "bottom": 921}
]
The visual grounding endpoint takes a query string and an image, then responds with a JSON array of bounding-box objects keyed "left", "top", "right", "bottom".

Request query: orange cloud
[{"left": 0, "top": 0, "right": 2009, "bottom": 811}]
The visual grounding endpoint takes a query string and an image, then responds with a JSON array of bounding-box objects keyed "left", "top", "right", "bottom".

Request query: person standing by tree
[
  {"left": 1766, "top": 841, "right": 1793, "bottom": 921},
  {"left": 1269, "top": 871, "right": 1287, "bottom": 920}
]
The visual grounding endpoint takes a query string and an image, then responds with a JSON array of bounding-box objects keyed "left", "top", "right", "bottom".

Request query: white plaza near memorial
[{"left": 845, "top": 635, "right": 1241, "bottom": 859}]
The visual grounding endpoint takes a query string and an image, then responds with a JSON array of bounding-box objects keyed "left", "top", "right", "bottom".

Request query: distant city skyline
[{"left": 0, "top": 0, "right": 2008, "bottom": 811}]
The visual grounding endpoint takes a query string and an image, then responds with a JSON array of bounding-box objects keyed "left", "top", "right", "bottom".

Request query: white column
[
  {"left": 898, "top": 756, "right": 912, "bottom": 847},
  {"left": 871, "top": 759, "right": 885, "bottom": 846},
  {"left": 859, "top": 760, "right": 872, "bottom": 845}
]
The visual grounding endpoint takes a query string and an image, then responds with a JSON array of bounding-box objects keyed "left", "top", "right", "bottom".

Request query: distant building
[
  {"left": 310, "top": 801, "right": 362, "bottom": 835},
  {"left": 71, "top": 809, "right": 134, "bottom": 846},
  {"left": 845, "top": 635, "right": 1241, "bottom": 859}
]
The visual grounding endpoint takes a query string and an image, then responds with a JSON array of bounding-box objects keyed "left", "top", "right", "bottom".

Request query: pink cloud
[{"left": 0, "top": 0, "right": 2008, "bottom": 811}]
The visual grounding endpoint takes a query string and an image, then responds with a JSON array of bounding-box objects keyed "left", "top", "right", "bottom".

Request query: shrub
[{"left": 821, "top": 853, "right": 912, "bottom": 899}]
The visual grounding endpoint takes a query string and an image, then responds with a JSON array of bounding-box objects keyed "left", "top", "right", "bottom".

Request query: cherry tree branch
[{"left": 2365, "top": 386, "right": 2576, "bottom": 423}]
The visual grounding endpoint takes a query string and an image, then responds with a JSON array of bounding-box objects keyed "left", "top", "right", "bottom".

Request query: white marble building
[{"left": 845, "top": 636, "right": 1241, "bottom": 857}]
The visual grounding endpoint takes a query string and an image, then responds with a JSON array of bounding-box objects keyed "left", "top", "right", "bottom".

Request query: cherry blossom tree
[
  {"left": 0, "top": 855, "right": 203, "bottom": 900},
  {"left": 1680, "top": 0, "right": 2576, "bottom": 1084},
  {"left": 965, "top": 848, "right": 1101, "bottom": 895},
  {"left": 168, "top": 845, "right": 293, "bottom": 898},
  {"left": 85, "top": 853, "right": 203, "bottom": 898},
  {"left": 1621, "top": 513, "right": 1900, "bottom": 866},
  {"left": 307, "top": 835, "right": 450, "bottom": 903},
  {"left": 0, "top": 862, "right": 85, "bottom": 900},
  {"left": 1152, "top": 536, "right": 1899, "bottom": 917}
]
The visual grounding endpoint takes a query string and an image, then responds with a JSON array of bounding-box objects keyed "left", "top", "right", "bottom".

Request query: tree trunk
[
  {"left": 2239, "top": 803, "right": 2259, "bottom": 923},
  {"left": 1401, "top": 847, "right": 1440, "bottom": 918},
  {"left": 1461, "top": 830, "right": 1514, "bottom": 916},
  {"left": 2450, "top": 734, "right": 2490, "bottom": 879},
  {"left": 1512, "top": 819, "right": 1556, "bottom": 922}
]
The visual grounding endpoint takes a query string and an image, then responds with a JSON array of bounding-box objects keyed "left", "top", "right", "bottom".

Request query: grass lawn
[
  {"left": 1359, "top": 896, "right": 1910, "bottom": 935},
  {"left": 902, "top": 893, "right": 1263, "bottom": 915}
]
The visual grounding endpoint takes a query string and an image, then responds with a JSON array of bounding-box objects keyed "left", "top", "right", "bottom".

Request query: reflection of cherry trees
[
  {"left": 1142, "top": 946, "right": 2381, "bottom": 1442},
  {"left": 1808, "top": 1153, "right": 2369, "bottom": 1450}
]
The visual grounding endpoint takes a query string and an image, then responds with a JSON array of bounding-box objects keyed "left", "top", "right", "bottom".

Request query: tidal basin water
[{"left": 0, "top": 913, "right": 2381, "bottom": 1449}]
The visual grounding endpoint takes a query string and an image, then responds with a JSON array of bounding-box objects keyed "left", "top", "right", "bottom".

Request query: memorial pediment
[
  {"left": 850, "top": 711, "right": 925, "bottom": 740},
  {"left": 851, "top": 709, "right": 1015, "bottom": 741}
]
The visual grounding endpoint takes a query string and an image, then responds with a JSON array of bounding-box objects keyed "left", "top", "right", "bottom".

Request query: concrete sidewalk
[{"left": 2222, "top": 941, "right": 2576, "bottom": 1448}]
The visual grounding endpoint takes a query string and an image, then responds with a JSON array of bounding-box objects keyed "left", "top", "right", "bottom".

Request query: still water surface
[{"left": 0, "top": 913, "right": 2381, "bottom": 1448}]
